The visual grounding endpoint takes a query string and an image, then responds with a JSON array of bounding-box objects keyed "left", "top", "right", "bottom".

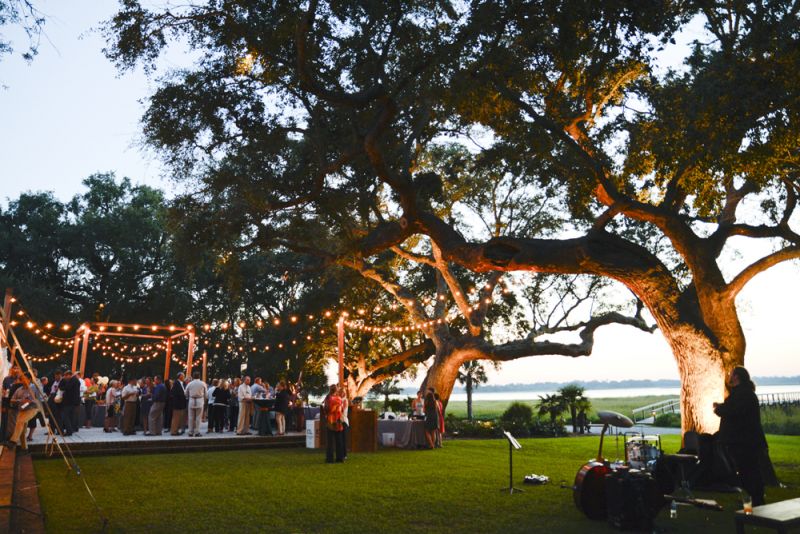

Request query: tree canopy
[
  {"left": 0, "top": 175, "right": 330, "bottom": 387},
  {"left": 101, "top": 0, "right": 800, "bottom": 432}
]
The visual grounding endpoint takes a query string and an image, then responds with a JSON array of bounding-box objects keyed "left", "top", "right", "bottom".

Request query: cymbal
[{"left": 597, "top": 410, "right": 634, "bottom": 428}]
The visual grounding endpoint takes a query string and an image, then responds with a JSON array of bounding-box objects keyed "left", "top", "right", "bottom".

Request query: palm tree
[
  {"left": 537, "top": 393, "right": 566, "bottom": 423},
  {"left": 457, "top": 360, "right": 489, "bottom": 421},
  {"left": 558, "top": 384, "right": 586, "bottom": 433},
  {"left": 371, "top": 378, "right": 401, "bottom": 411}
]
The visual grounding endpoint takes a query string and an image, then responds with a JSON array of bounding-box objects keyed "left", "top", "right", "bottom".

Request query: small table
[
  {"left": 735, "top": 497, "right": 800, "bottom": 533},
  {"left": 253, "top": 399, "right": 275, "bottom": 436},
  {"left": 91, "top": 404, "right": 107, "bottom": 427},
  {"left": 377, "top": 419, "right": 427, "bottom": 449}
]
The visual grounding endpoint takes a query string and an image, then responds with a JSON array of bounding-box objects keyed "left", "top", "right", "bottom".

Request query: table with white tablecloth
[{"left": 377, "top": 419, "right": 427, "bottom": 449}]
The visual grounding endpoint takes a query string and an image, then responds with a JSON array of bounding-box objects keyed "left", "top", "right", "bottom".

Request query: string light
[
  {"left": 8, "top": 282, "right": 520, "bottom": 359},
  {"left": 27, "top": 348, "right": 71, "bottom": 363}
]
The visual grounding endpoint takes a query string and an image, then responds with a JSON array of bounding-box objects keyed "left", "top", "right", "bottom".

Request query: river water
[{"left": 444, "top": 383, "right": 800, "bottom": 402}]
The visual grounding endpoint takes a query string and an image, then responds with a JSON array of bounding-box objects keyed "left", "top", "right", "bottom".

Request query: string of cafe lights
[
  {"left": 8, "top": 279, "right": 517, "bottom": 356},
  {"left": 27, "top": 347, "right": 71, "bottom": 363},
  {"left": 6, "top": 298, "right": 77, "bottom": 347}
]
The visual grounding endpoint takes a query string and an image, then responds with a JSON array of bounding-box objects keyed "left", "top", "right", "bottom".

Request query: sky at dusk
[{"left": 1, "top": 2, "right": 799, "bottom": 384}]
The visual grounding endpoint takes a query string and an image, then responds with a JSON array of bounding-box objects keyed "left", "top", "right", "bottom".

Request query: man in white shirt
[
  {"left": 120, "top": 378, "right": 140, "bottom": 435},
  {"left": 184, "top": 372, "right": 207, "bottom": 437},
  {"left": 236, "top": 376, "right": 253, "bottom": 435}
]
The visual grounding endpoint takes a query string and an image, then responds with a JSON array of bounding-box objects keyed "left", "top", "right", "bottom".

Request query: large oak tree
[{"left": 104, "top": 0, "right": 800, "bottom": 433}]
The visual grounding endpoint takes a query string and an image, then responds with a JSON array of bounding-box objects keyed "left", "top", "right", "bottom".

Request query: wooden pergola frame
[{"left": 71, "top": 322, "right": 197, "bottom": 380}]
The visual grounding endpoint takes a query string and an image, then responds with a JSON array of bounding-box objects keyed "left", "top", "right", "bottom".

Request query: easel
[
  {"left": 501, "top": 430, "right": 523, "bottom": 494},
  {"left": 0, "top": 296, "right": 109, "bottom": 529}
]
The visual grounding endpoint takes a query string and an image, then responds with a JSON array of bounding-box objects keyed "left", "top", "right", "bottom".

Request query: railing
[
  {"left": 757, "top": 391, "right": 800, "bottom": 406},
  {"left": 632, "top": 398, "right": 680, "bottom": 423},
  {"left": 631, "top": 391, "right": 800, "bottom": 423}
]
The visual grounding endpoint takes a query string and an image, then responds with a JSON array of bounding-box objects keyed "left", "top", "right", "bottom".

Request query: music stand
[{"left": 500, "top": 430, "right": 523, "bottom": 494}]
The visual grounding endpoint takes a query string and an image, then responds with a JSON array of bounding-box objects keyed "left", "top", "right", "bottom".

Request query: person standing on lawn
[
  {"left": 1, "top": 366, "right": 19, "bottom": 441},
  {"left": 45, "top": 370, "right": 61, "bottom": 432},
  {"left": 275, "top": 381, "right": 290, "bottom": 436},
  {"left": 713, "top": 366, "right": 768, "bottom": 506},
  {"left": 321, "top": 384, "right": 344, "bottom": 463},
  {"left": 236, "top": 376, "right": 253, "bottom": 435},
  {"left": 5, "top": 373, "right": 40, "bottom": 451},
  {"left": 26, "top": 371, "right": 46, "bottom": 442},
  {"left": 139, "top": 377, "right": 153, "bottom": 433},
  {"left": 424, "top": 390, "right": 439, "bottom": 450},
  {"left": 228, "top": 377, "right": 240, "bottom": 432},
  {"left": 185, "top": 372, "right": 207, "bottom": 437},
  {"left": 148, "top": 375, "right": 166, "bottom": 436},
  {"left": 435, "top": 392, "right": 444, "bottom": 448},
  {"left": 412, "top": 390, "right": 425, "bottom": 419},
  {"left": 205, "top": 378, "right": 218, "bottom": 426},
  {"left": 211, "top": 380, "right": 231, "bottom": 433},
  {"left": 338, "top": 385, "right": 349, "bottom": 460},
  {"left": 170, "top": 372, "right": 188, "bottom": 435},
  {"left": 251, "top": 377, "right": 266, "bottom": 431},
  {"left": 103, "top": 380, "right": 120, "bottom": 432},
  {"left": 59, "top": 370, "right": 81, "bottom": 436},
  {"left": 120, "top": 377, "right": 140, "bottom": 435}
]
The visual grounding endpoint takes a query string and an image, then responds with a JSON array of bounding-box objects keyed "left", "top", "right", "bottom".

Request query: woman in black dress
[{"left": 424, "top": 390, "right": 438, "bottom": 449}]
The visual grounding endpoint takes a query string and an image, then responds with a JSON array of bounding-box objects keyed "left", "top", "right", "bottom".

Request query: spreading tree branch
[{"left": 726, "top": 246, "right": 800, "bottom": 299}]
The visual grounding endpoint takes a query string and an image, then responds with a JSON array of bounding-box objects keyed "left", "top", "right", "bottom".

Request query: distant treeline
[{"left": 403, "top": 376, "right": 800, "bottom": 395}]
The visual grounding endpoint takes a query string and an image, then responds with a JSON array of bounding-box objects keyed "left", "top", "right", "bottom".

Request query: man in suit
[
  {"left": 148, "top": 375, "right": 166, "bottom": 436},
  {"left": 169, "top": 372, "right": 188, "bottom": 436},
  {"left": 184, "top": 372, "right": 207, "bottom": 437},
  {"left": 59, "top": 370, "right": 81, "bottom": 436}
]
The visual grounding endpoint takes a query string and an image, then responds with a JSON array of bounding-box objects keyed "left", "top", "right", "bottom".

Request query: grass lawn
[
  {"left": 445, "top": 395, "right": 677, "bottom": 420},
  {"left": 34, "top": 434, "right": 800, "bottom": 533}
]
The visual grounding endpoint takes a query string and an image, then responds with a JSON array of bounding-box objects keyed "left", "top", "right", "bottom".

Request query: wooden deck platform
[{"left": 27, "top": 427, "right": 306, "bottom": 459}]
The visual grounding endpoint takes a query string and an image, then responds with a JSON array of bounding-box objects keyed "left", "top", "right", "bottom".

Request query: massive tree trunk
[
  {"left": 411, "top": 222, "right": 753, "bottom": 435},
  {"left": 638, "top": 279, "right": 745, "bottom": 435},
  {"left": 422, "top": 352, "right": 468, "bottom": 409}
]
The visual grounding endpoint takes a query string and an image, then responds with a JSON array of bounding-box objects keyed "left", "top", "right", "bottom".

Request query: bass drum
[{"left": 574, "top": 461, "right": 612, "bottom": 520}]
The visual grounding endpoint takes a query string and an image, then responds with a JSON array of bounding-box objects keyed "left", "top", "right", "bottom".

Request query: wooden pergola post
[
  {"left": 71, "top": 329, "right": 82, "bottom": 373},
  {"left": 201, "top": 351, "right": 207, "bottom": 383},
  {"left": 79, "top": 326, "right": 90, "bottom": 376},
  {"left": 186, "top": 330, "right": 195, "bottom": 377},
  {"left": 164, "top": 338, "right": 172, "bottom": 379},
  {"left": 2, "top": 289, "right": 14, "bottom": 366},
  {"left": 337, "top": 316, "right": 345, "bottom": 386}
]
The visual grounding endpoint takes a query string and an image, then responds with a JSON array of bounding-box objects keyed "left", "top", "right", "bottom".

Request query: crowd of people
[
  {"left": 3, "top": 363, "right": 447, "bottom": 466},
  {"left": 1, "top": 366, "right": 309, "bottom": 450}
]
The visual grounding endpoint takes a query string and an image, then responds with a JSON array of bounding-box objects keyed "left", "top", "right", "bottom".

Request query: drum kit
[{"left": 573, "top": 410, "right": 722, "bottom": 526}]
